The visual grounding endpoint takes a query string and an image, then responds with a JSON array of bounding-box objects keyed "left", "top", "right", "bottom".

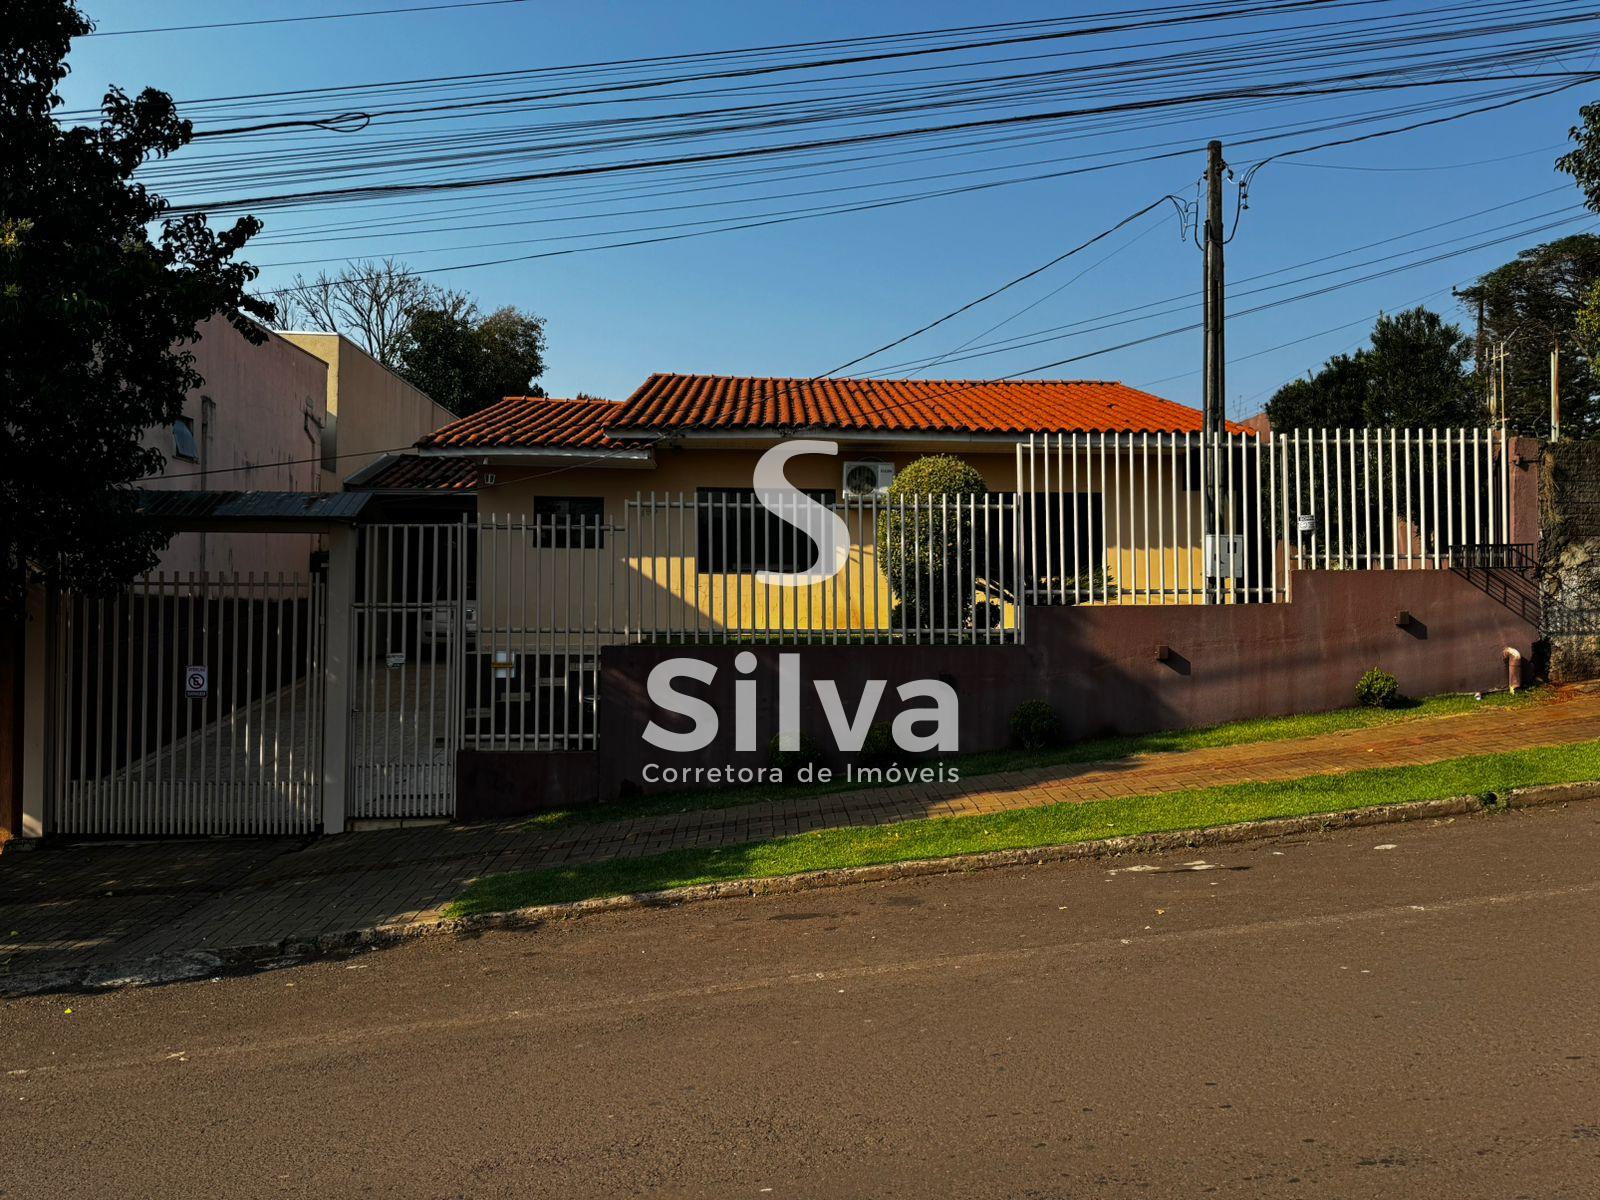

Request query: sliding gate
[{"left": 49, "top": 572, "right": 326, "bottom": 836}]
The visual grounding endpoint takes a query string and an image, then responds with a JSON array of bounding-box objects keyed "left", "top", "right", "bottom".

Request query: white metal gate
[
  {"left": 49, "top": 572, "right": 326, "bottom": 836},
  {"left": 349, "top": 522, "right": 468, "bottom": 818}
]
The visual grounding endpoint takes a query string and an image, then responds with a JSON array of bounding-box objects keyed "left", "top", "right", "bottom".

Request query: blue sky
[{"left": 59, "top": 0, "right": 1599, "bottom": 416}]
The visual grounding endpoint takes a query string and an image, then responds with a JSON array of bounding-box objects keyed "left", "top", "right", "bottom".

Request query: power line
[{"left": 83, "top": 0, "right": 528, "bottom": 39}]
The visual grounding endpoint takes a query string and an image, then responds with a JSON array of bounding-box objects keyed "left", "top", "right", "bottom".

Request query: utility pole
[
  {"left": 1551, "top": 341, "right": 1562, "bottom": 442},
  {"left": 1202, "top": 139, "right": 1227, "bottom": 436},
  {"left": 1201, "top": 140, "right": 1226, "bottom": 603}
]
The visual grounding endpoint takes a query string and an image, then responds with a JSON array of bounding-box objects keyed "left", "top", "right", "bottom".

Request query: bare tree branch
[{"left": 273, "top": 258, "right": 442, "bottom": 366}]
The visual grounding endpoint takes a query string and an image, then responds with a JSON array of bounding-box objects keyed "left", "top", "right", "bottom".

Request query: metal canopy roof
[{"left": 132, "top": 489, "right": 373, "bottom": 529}]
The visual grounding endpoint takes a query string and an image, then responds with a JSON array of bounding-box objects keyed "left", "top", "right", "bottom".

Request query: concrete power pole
[
  {"left": 1201, "top": 140, "right": 1226, "bottom": 603},
  {"left": 1551, "top": 342, "right": 1562, "bottom": 442},
  {"left": 1202, "top": 140, "right": 1227, "bottom": 436}
]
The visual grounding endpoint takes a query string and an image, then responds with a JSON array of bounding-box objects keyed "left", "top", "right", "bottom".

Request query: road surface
[{"left": 5, "top": 801, "right": 1600, "bottom": 1198}]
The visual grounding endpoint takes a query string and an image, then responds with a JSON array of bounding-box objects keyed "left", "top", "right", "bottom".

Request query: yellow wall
[{"left": 279, "top": 332, "right": 457, "bottom": 489}]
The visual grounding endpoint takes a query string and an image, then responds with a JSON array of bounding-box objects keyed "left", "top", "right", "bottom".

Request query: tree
[
  {"left": 1557, "top": 100, "right": 1600, "bottom": 213},
  {"left": 391, "top": 302, "right": 546, "bottom": 416},
  {"left": 276, "top": 258, "right": 462, "bottom": 367},
  {"left": 1576, "top": 280, "right": 1600, "bottom": 365},
  {"left": 1265, "top": 307, "right": 1478, "bottom": 431},
  {"left": 1459, "top": 234, "right": 1600, "bottom": 438},
  {"left": 875, "top": 455, "right": 989, "bottom": 631},
  {"left": 276, "top": 259, "right": 547, "bottom": 413},
  {"left": 2, "top": 0, "right": 271, "bottom": 602}
]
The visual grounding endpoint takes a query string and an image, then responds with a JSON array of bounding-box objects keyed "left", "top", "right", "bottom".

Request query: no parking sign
[{"left": 184, "top": 665, "right": 208, "bottom": 699}]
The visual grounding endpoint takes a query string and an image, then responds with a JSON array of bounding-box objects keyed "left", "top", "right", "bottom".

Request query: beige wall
[
  {"left": 140, "top": 319, "right": 327, "bottom": 578},
  {"left": 278, "top": 333, "right": 456, "bottom": 489}
]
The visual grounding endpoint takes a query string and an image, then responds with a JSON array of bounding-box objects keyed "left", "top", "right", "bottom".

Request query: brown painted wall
[{"left": 453, "top": 567, "right": 1543, "bottom": 816}]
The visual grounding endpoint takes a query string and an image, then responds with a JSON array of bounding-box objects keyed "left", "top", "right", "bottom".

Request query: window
[
  {"left": 533, "top": 496, "right": 605, "bottom": 548},
  {"left": 696, "top": 487, "right": 836, "bottom": 574},
  {"left": 171, "top": 416, "right": 199, "bottom": 463},
  {"left": 1017, "top": 492, "right": 1105, "bottom": 587}
]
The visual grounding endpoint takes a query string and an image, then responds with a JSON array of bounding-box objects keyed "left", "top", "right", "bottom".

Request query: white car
[{"left": 419, "top": 602, "right": 477, "bottom": 650}]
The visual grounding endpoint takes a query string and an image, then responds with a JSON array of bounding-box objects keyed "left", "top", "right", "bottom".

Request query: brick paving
[{"left": 3, "top": 685, "right": 1598, "bottom": 992}]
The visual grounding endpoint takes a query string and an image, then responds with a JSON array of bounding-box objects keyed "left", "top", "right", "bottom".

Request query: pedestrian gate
[{"left": 349, "top": 522, "right": 468, "bottom": 819}]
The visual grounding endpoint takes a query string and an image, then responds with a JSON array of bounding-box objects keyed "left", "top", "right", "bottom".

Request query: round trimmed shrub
[
  {"left": 856, "top": 720, "right": 898, "bottom": 767},
  {"left": 768, "top": 731, "right": 823, "bottom": 775},
  {"left": 1355, "top": 667, "right": 1402, "bottom": 709},
  {"left": 1010, "top": 700, "right": 1062, "bottom": 750},
  {"left": 875, "top": 455, "right": 990, "bottom": 632}
]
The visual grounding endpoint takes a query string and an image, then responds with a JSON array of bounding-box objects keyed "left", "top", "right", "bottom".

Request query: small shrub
[
  {"left": 856, "top": 721, "right": 898, "bottom": 767},
  {"left": 1010, "top": 700, "right": 1062, "bottom": 750},
  {"left": 768, "top": 732, "right": 823, "bottom": 775},
  {"left": 1356, "top": 667, "right": 1402, "bottom": 708}
]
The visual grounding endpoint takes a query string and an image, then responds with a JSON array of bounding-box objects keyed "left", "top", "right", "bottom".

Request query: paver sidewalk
[{"left": 4, "top": 687, "right": 1598, "bottom": 993}]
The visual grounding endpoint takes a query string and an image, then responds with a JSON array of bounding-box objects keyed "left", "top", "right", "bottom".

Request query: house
[{"left": 400, "top": 375, "right": 1248, "bottom": 629}]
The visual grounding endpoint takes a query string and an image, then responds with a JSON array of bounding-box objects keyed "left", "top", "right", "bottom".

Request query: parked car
[{"left": 420, "top": 601, "right": 477, "bottom": 651}]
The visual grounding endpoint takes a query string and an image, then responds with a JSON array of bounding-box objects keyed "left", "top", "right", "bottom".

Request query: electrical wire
[{"left": 84, "top": 0, "right": 529, "bottom": 39}]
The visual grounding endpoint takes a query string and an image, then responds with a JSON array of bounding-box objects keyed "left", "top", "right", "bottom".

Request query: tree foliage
[
  {"left": 1265, "top": 307, "right": 1480, "bottom": 431},
  {"left": 276, "top": 257, "right": 546, "bottom": 414},
  {"left": 1459, "top": 234, "right": 1600, "bottom": 438},
  {"left": 392, "top": 302, "right": 546, "bottom": 416},
  {"left": 875, "top": 455, "right": 989, "bottom": 631},
  {"left": 1, "top": 0, "right": 271, "bottom": 601},
  {"left": 1576, "top": 280, "right": 1600, "bottom": 366}
]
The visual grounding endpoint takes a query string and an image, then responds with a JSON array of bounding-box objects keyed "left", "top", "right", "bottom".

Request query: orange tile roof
[
  {"left": 609, "top": 374, "right": 1243, "bottom": 436},
  {"left": 349, "top": 454, "right": 478, "bottom": 492},
  {"left": 416, "top": 396, "right": 649, "bottom": 452}
]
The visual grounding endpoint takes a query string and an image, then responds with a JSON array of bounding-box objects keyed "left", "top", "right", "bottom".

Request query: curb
[{"left": 7, "top": 779, "right": 1599, "bottom": 998}]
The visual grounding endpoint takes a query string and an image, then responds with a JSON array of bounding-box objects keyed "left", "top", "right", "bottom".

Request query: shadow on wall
[{"left": 442, "top": 567, "right": 1552, "bottom": 817}]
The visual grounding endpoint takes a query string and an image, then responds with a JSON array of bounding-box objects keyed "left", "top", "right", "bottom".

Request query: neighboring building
[
  {"left": 139, "top": 318, "right": 329, "bottom": 577},
  {"left": 277, "top": 332, "right": 457, "bottom": 492},
  {"left": 138, "top": 323, "right": 457, "bottom": 578}
]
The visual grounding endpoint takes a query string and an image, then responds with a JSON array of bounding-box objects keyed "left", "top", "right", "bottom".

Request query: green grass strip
[
  {"left": 449, "top": 736, "right": 1600, "bottom": 915},
  {"left": 521, "top": 689, "right": 1538, "bottom": 831}
]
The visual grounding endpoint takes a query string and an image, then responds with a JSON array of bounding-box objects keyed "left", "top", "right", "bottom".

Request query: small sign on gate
[
  {"left": 184, "top": 665, "right": 208, "bottom": 699},
  {"left": 1296, "top": 513, "right": 1316, "bottom": 534}
]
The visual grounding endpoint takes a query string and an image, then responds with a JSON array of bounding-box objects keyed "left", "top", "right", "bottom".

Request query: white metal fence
[
  {"left": 1018, "top": 428, "right": 1514, "bottom": 605},
  {"left": 469, "top": 513, "right": 626, "bottom": 754},
  {"left": 38, "top": 429, "right": 1531, "bottom": 831},
  {"left": 623, "top": 493, "right": 1023, "bottom": 645},
  {"left": 49, "top": 573, "right": 325, "bottom": 836}
]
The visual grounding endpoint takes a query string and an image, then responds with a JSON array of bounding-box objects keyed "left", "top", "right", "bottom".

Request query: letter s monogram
[{"left": 752, "top": 440, "right": 852, "bottom": 586}]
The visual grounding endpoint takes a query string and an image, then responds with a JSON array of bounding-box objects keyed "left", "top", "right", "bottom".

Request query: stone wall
[{"left": 1540, "top": 441, "right": 1600, "bottom": 682}]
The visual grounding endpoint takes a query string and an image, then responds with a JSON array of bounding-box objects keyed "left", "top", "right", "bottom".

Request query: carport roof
[{"left": 133, "top": 489, "right": 373, "bottom": 527}]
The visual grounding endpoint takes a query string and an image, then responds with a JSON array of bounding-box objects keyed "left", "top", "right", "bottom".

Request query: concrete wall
[
  {"left": 455, "top": 567, "right": 1541, "bottom": 815},
  {"left": 140, "top": 319, "right": 328, "bottom": 577},
  {"left": 278, "top": 333, "right": 456, "bottom": 489}
]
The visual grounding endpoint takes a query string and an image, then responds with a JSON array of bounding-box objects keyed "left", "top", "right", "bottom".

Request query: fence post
[
  {"left": 320, "top": 525, "right": 356, "bottom": 835},
  {"left": 18, "top": 584, "right": 53, "bottom": 838}
]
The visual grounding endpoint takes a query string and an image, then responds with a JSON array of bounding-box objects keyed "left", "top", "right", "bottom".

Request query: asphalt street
[{"left": 5, "top": 801, "right": 1600, "bottom": 1198}]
